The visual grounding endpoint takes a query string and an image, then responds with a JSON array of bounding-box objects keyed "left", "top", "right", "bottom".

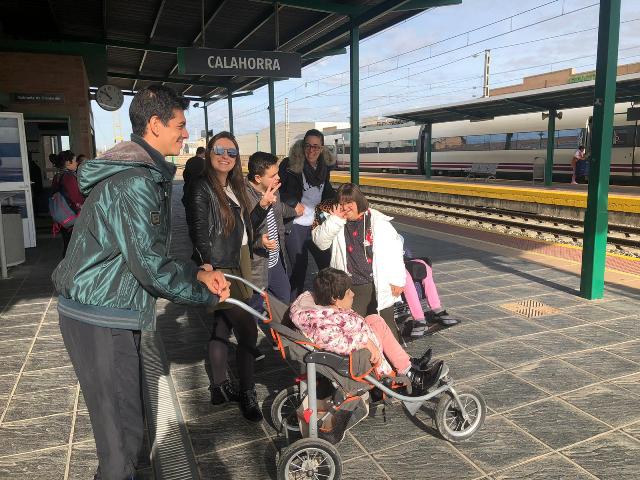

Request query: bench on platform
[{"left": 466, "top": 163, "right": 497, "bottom": 181}]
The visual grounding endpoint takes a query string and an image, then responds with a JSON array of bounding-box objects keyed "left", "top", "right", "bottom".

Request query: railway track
[{"left": 367, "top": 194, "right": 640, "bottom": 251}]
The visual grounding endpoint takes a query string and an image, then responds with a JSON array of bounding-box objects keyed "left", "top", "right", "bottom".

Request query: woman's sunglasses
[{"left": 212, "top": 145, "right": 239, "bottom": 157}]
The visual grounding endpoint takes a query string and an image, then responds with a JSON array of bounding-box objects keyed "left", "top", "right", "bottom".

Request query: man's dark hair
[
  {"left": 578, "top": 145, "right": 585, "bottom": 150},
  {"left": 248, "top": 151, "right": 278, "bottom": 181},
  {"left": 196, "top": 146, "right": 206, "bottom": 155},
  {"left": 76, "top": 154, "right": 87, "bottom": 163},
  {"left": 313, "top": 268, "right": 352, "bottom": 306},
  {"left": 129, "top": 85, "right": 189, "bottom": 136},
  {"left": 336, "top": 183, "right": 369, "bottom": 214},
  {"left": 304, "top": 128, "right": 324, "bottom": 146}
]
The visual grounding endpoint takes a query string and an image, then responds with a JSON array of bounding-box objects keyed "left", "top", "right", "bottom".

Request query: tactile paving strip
[{"left": 500, "top": 299, "right": 559, "bottom": 318}]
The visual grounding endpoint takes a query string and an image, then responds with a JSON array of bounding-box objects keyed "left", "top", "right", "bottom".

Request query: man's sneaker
[
  {"left": 250, "top": 346, "right": 266, "bottom": 362},
  {"left": 210, "top": 379, "right": 240, "bottom": 405},
  {"left": 240, "top": 388, "right": 263, "bottom": 422},
  {"left": 433, "top": 310, "right": 459, "bottom": 326},
  {"left": 410, "top": 319, "right": 427, "bottom": 337},
  {"left": 407, "top": 360, "right": 444, "bottom": 396}
]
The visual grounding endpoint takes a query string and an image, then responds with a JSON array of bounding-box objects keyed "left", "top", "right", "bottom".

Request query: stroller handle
[{"left": 221, "top": 273, "right": 270, "bottom": 322}]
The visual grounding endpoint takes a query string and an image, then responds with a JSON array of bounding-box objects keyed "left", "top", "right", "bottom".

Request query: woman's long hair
[{"left": 204, "top": 131, "right": 250, "bottom": 237}]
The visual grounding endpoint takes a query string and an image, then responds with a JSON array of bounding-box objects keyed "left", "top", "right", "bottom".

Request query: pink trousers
[
  {"left": 365, "top": 314, "right": 411, "bottom": 373},
  {"left": 404, "top": 260, "right": 441, "bottom": 321}
]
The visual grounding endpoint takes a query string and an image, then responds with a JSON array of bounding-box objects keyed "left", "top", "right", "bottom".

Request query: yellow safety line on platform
[{"left": 330, "top": 173, "right": 640, "bottom": 214}]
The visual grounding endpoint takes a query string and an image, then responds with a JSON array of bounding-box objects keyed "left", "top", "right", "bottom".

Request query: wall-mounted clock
[{"left": 95, "top": 84, "right": 124, "bottom": 111}]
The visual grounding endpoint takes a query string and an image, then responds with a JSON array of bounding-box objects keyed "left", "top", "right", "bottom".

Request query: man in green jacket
[{"left": 52, "top": 85, "right": 228, "bottom": 480}]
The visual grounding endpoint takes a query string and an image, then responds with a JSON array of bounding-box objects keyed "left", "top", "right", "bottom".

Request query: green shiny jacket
[{"left": 52, "top": 135, "right": 217, "bottom": 331}]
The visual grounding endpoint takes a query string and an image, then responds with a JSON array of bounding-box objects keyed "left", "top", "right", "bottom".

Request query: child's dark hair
[
  {"left": 336, "top": 183, "right": 369, "bottom": 213},
  {"left": 54, "top": 150, "right": 75, "bottom": 169},
  {"left": 313, "top": 268, "right": 352, "bottom": 306},
  {"left": 248, "top": 151, "right": 278, "bottom": 181}
]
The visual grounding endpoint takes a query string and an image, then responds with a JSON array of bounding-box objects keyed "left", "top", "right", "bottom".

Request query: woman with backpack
[{"left": 51, "top": 150, "right": 84, "bottom": 257}]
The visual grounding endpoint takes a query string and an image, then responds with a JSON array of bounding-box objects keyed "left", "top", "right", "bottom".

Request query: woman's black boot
[
  {"left": 210, "top": 379, "right": 240, "bottom": 405},
  {"left": 240, "top": 388, "right": 263, "bottom": 422}
]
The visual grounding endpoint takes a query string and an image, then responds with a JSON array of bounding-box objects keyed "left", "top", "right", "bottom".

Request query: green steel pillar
[
  {"left": 580, "top": 0, "right": 621, "bottom": 299},
  {"left": 268, "top": 79, "right": 276, "bottom": 155},
  {"left": 227, "top": 88, "right": 234, "bottom": 135},
  {"left": 425, "top": 123, "right": 432, "bottom": 179},
  {"left": 545, "top": 109, "right": 556, "bottom": 186},
  {"left": 203, "top": 104, "right": 210, "bottom": 145},
  {"left": 349, "top": 22, "right": 360, "bottom": 185}
]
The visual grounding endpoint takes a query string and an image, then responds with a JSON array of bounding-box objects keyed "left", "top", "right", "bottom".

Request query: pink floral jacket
[{"left": 289, "top": 291, "right": 392, "bottom": 375}]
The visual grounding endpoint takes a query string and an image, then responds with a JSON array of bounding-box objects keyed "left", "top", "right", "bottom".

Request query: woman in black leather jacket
[{"left": 185, "top": 131, "right": 267, "bottom": 422}]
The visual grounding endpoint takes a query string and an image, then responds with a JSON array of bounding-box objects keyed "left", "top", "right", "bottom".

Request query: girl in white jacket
[{"left": 312, "top": 183, "right": 406, "bottom": 339}]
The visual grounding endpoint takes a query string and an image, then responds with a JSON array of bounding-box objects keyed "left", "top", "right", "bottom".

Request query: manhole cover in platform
[{"left": 500, "top": 300, "right": 559, "bottom": 318}]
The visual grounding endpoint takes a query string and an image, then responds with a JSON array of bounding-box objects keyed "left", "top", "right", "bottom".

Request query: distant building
[
  {"left": 490, "top": 62, "right": 640, "bottom": 96},
  {"left": 235, "top": 121, "right": 350, "bottom": 157}
]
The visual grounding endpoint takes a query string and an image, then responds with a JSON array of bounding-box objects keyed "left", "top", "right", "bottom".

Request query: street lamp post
[{"left": 193, "top": 102, "right": 210, "bottom": 145}]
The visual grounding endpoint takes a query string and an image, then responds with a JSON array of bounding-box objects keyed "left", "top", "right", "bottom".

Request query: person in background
[
  {"left": 28, "top": 152, "right": 43, "bottom": 212},
  {"left": 182, "top": 146, "right": 206, "bottom": 204},
  {"left": 52, "top": 150, "right": 84, "bottom": 257},
  {"left": 185, "top": 131, "right": 263, "bottom": 422},
  {"left": 76, "top": 154, "right": 87, "bottom": 165},
  {"left": 279, "top": 129, "right": 335, "bottom": 300},
  {"left": 52, "top": 84, "right": 229, "bottom": 480},
  {"left": 312, "top": 183, "right": 405, "bottom": 340},
  {"left": 571, "top": 145, "right": 585, "bottom": 185}
]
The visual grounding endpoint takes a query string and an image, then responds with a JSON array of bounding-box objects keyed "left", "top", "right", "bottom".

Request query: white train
[{"left": 323, "top": 103, "right": 640, "bottom": 181}]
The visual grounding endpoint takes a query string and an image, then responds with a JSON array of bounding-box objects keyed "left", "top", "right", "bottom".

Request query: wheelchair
[{"left": 224, "top": 274, "right": 486, "bottom": 480}]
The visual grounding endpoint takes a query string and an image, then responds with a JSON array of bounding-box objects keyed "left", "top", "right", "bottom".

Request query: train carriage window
[
  {"left": 540, "top": 131, "right": 549, "bottom": 149},
  {"left": 612, "top": 126, "right": 635, "bottom": 147},
  {"left": 387, "top": 139, "right": 417, "bottom": 153},
  {"left": 556, "top": 128, "right": 582, "bottom": 149},
  {"left": 489, "top": 133, "right": 507, "bottom": 150},
  {"left": 464, "top": 135, "right": 489, "bottom": 151},
  {"left": 360, "top": 142, "right": 379, "bottom": 154},
  {"left": 434, "top": 136, "right": 464, "bottom": 151},
  {"left": 515, "top": 131, "right": 542, "bottom": 150}
]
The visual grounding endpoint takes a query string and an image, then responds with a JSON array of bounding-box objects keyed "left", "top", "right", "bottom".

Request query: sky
[{"left": 91, "top": 0, "right": 640, "bottom": 151}]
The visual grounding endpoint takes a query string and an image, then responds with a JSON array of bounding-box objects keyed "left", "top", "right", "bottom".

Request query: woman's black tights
[{"left": 208, "top": 306, "right": 258, "bottom": 391}]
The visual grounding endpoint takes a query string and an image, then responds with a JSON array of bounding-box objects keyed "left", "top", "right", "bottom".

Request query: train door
[{"left": 417, "top": 124, "right": 427, "bottom": 175}]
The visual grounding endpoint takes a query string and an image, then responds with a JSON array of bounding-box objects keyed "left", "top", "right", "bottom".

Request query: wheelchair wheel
[
  {"left": 271, "top": 386, "right": 302, "bottom": 434},
  {"left": 277, "top": 438, "right": 342, "bottom": 480},
  {"left": 435, "top": 386, "right": 486, "bottom": 443}
]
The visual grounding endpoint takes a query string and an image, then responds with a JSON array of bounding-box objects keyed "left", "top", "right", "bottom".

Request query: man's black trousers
[{"left": 59, "top": 315, "right": 143, "bottom": 480}]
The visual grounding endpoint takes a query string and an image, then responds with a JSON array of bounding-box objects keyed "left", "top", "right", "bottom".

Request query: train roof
[{"left": 387, "top": 72, "right": 640, "bottom": 124}]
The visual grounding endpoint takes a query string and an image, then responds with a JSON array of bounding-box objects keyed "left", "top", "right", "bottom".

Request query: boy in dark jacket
[
  {"left": 52, "top": 85, "right": 228, "bottom": 480},
  {"left": 246, "top": 152, "right": 299, "bottom": 304}
]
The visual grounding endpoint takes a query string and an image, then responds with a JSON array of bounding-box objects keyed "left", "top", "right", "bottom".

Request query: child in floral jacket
[{"left": 289, "top": 268, "right": 443, "bottom": 395}]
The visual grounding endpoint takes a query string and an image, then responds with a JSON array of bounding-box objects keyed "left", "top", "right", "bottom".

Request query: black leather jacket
[{"left": 185, "top": 177, "right": 264, "bottom": 268}]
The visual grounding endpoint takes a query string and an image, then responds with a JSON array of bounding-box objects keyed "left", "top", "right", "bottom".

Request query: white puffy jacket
[{"left": 312, "top": 208, "right": 406, "bottom": 311}]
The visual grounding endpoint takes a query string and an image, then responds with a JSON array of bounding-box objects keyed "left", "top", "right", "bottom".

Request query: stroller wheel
[
  {"left": 435, "top": 386, "right": 486, "bottom": 443},
  {"left": 271, "top": 386, "right": 302, "bottom": 434},
  {"left": 277, "top": 438, "right": 342, "bottom": 480}
]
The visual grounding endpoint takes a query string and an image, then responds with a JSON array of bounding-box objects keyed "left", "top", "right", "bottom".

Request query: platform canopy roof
[
  {"left": 387, "top": 72, "right": 640, "bottom": 124},
  {"left": 0, "top": 0, "right": 460, "bottom": 101}
]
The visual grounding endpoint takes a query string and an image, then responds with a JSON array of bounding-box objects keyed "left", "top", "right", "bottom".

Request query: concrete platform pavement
[{"left": 0, "top": 183, "right": 638, "bottom": 479}]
